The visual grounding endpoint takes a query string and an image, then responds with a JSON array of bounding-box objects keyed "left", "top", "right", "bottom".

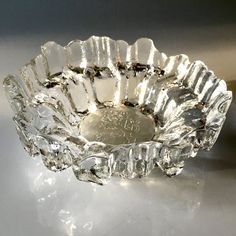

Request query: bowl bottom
[{"left": 79, "top": 106, "right": 156, "bottom": 145}]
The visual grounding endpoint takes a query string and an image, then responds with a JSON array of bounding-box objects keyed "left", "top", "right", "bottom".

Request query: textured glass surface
[{"left": 3, "top": 36, "right": 232, "bottom": 184}]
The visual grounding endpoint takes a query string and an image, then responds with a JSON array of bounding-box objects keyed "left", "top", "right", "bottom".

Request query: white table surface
[{"left": 0, "top": 30, "right": 235, "bottom": 236}]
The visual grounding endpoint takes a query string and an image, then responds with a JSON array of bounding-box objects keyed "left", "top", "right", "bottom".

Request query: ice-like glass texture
[{"left": 3, "top": 36, "right": 232, "bottom": 184}]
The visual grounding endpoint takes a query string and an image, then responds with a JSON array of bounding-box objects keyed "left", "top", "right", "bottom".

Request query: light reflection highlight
[{"left": 26, "top": 157, "right": 204, "bottom": 235}]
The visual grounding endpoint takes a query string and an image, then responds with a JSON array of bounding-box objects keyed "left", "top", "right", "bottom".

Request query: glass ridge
[{"left": 3, "top": 36, "right": 232, "bottom": 185}]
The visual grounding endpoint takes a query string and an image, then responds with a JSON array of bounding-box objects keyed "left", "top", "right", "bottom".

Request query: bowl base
[{"left": 79, "top": 106, "right": 156, "bottom": 145}]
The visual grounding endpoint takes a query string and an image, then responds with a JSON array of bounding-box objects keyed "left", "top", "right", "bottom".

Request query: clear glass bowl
[{"left": 3, "top": 36, "right": 232, "bottom": 184}]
